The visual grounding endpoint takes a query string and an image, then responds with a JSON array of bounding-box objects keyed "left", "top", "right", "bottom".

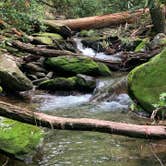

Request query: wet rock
[
  {"left": 128, "top": 48, "right": 166, "bottom": 114},
  {"left": 82, "top": 37, "right": 105, "bottom": 52},
  {"left": 46, "top": 71, "right": 54, "bottom": 79},
  {"left": 76, "top": 74, "right": 96, "bottom": 92},
  {"left": 45, "top": 56, "right": 111, "bottom": 76},
  {"left": 150, "top": 33, "right": 166, "bottom": 49},
  {"left": 35, "top": 72, "right": 46, "bottom": 79},
  {"left": 38, "top": 75, "right": 96, "bottom": 92},
  {"left": 38, "top": 77, "right": 77, "bottom": 91},
  {"left": 0, "top": 54, "right": 33, "bottom": 92}
]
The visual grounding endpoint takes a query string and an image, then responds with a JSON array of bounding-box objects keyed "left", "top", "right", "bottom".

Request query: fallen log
[
  {"left": 44, "top": 21, "right": 72, "bottom": 38},
  {"left": 0, "top": 101, "right": 165, "bottom": 139},
  {"left": 12, "top": 40, "right": 80, "bottom": 57},
  {"left": 45, "top": 9, "right": 149, "bottom": 31}
]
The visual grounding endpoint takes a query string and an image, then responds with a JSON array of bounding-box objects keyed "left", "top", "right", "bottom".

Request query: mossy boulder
[
  {"left": 128, "top": 48, "right": 166, "bottom": 113},
  {"left": 33, "top": 32, "right": 63, "bottom": 45},
  {"left": 0, "top": 117, "right": 43, "bottom": 159},
  {"left": 0, "top": 54, "right": 33, "bottom": 92},
  {"left": 39, "top": 77, "right": 77, "bottom": 91},
  {"left": 45, "top": 56, "right": 111, "bottom": 76},
  {"left": 38, "top": 75, "right": 96, "bottom": 92}
]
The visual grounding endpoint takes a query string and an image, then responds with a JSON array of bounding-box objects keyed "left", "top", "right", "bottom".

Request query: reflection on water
[{"left": 0, "top": 78, "right": 166, "bottom": 166}]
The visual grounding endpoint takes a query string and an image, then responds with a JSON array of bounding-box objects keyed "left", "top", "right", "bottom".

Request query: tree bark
[
  {"left": 150, "top": 5, "right": 166, "bottom": 33},
  {"left": 0, "top": 101, "right": 165, "bottom": 139},
  {"left": 12, "top": 40, "right": 80, "bottom": 57},
  {"left": 45, "top": 9, "right": 149, "bottom": 31}
]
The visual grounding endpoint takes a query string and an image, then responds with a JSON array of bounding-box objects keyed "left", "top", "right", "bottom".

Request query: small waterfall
[{"left": 74, "top": 38, "right": 122, "bottom": 62}]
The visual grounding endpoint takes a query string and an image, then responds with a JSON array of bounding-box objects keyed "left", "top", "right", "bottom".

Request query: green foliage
[
  {"left": 52, "top": 0, "right": 146, "bottom": 18},
  {"left": 0, "top": 0, "right": 45, "bottom": 33},
  {"left": 153, "top": 93, "right": 166, "bottom": 108}
]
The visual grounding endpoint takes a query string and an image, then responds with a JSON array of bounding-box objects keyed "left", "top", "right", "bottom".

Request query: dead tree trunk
[
  {"left": 0, "top": 101, "right": 165, "bottom": 139},
  {"left": 12, "top": 40, "right": 80, "bottom": 57},
  {"left": 45, "top": 9, "right": 149, "bottom": 31},
  {"left": 150, "top": 5, "right": 166, "bottom": 33}
]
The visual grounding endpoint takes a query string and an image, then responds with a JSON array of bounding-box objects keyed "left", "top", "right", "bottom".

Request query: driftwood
[
  {"left": 45, "top": 9, "right": 149, "bottom": 31},
  {"left": 0, "top": 101, "right": 165, "bottom": 139}
]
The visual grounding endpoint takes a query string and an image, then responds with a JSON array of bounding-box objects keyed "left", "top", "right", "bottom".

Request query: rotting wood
[
  {"left": 45, "top": 9, "right": 149, "bottom": 31},
  {"left": 0, "top": 101, "right": 165, "bottom": 139}
]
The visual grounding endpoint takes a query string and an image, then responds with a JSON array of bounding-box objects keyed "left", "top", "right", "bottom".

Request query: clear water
[{"left": 0, "top": 77, "right": 166, "bottom": 166}]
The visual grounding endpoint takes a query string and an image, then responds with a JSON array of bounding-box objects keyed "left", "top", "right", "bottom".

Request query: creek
[{"left": 0, "top": 38, "right": 166, "bottom": 166}]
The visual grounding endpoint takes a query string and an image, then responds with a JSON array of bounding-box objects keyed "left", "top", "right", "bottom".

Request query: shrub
[{"left": 0, "top": 0, "right": 45, "bottom": 33}]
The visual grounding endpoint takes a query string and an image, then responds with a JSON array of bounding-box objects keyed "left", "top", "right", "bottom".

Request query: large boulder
[
  {"left": 45, "top": 56, "right": 111, "bottom": 76},
  {"left": 128, "top": 48, "right": 166, "bottom": 113},
  {"left": 0, "top": 54, "right": 33, "bottom": 92},
  {"left": 0, "top": 117, "right": 43, "bottom": 159}
]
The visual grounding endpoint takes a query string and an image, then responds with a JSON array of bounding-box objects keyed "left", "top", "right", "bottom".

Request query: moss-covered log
[{"left": 0, "top": 101, "right": 165, "bottom": 139}]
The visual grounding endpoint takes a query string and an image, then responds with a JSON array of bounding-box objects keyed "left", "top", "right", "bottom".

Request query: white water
[
  {"left": 32, "top": 93, "right": 92, "bottom": 111},
  {"left": 74, "top": 38, "right": 122, "bottom": 62}
]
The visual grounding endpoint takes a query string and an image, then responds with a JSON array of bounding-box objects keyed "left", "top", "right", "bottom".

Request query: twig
[
  {"left": 149, "top": 143, "right": 164, "bottom": 166},
  {"left": 2, "top": 157, "right": 9, "bottom": 166}
]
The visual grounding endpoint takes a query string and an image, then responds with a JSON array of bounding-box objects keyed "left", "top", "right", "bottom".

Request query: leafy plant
[
  {"left": 152, "top": 93, "right": 166, "bottom": 120},
  {"left": 0, "top": 0, "right": 45, "bottom": 33}
]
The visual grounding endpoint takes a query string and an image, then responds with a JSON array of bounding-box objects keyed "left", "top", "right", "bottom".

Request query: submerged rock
[
  {"left": 38, "top": 75, "right": 96, "bottom": 92},
  {"left": 128, "top": 48, "right": 166, "bottom": 113},
  {"left": 0, "top": 117, "right": 43, "bottom": 159},
  {"left": 45, "top": 56, "right": 111, "bottom": 76},
  {"left": 0, "top": 54, "right": 33, "bottom": 92}
]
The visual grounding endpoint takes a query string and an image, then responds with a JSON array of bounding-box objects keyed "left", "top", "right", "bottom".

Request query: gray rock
[{"left": 0, "top": 54, "right": 33, "bottom": 91}]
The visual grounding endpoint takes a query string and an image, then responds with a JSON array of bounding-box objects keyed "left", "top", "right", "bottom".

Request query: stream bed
[{"left": 0, "top": 75, "right": 166, "bottom": 166}]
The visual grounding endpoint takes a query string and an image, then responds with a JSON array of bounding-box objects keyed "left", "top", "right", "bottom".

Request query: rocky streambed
[{"left": 0, "top": 26, "right": 166, "bottom": 165}]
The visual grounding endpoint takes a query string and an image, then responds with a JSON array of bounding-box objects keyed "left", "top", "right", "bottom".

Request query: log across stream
[{"left": 0, "top": 76, "right": 166, "bottom": 165}]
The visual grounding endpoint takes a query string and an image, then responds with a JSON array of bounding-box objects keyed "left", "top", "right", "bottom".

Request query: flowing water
[
  {"left": 0, "top": 76, "right": 166, "bottom": 166},
  {"left": 74, "top": 38, "right": 122, "bottom": 62},
  {"left": 0, "top": 40, "right": 166, "bottom": 166}
]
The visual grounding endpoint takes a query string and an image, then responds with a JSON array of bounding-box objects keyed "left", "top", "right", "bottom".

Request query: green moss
[
  {"left": 79, "top": 30, "right": 97, "bottom": 37},
  {"left": 134, "top": 38, "right": 149, "bottom": 52},
  {"left": 160, "top": 38, "right": 166, "bottom": 45},
  {"left": 0, "top": 117, "right": 43, "bottom": 158},
  {"left": 39, "top": 77, "right": 77, "bottom": 91},
  {"left": 0, "top": 86, "right": 2, "bottom": 93},
  {"left": 45, "top": 56, "right": 111, "bottom": 76},
  {"left": 128, "top": 48, "right": 166, "bottom": 113},
  {"left": 97, "top": 62, "right": 111, "bottom": 76},
  {"left": 34, "top": 36, "right": 53, "bottom": 45},
  {"left": 34, "top": 32, "right": 63, "bottom": 40}
]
